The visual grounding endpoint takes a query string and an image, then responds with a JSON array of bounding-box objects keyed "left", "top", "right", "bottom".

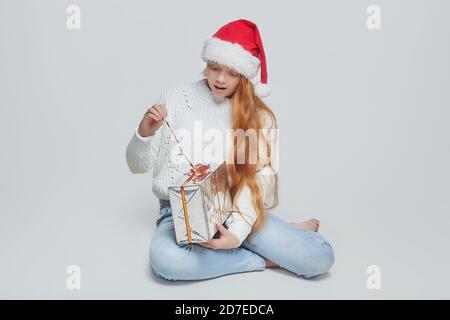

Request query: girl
[{"left": 126, "top": 19, "right": 335, "bottom": 281}]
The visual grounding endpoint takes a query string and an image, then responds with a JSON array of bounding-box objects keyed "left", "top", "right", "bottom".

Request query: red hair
[{"left": 226, "top": 76, "right": 279, "bottom": 237}]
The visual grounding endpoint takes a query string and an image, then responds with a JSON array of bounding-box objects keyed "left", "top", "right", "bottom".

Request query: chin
[{"left": 213, "top": 91, "right": 227, "bottom": 98}]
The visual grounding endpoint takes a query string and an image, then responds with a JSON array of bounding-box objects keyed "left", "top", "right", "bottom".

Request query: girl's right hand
[{"left": 138, "top": 104, "right": 167, "bottom": 137}]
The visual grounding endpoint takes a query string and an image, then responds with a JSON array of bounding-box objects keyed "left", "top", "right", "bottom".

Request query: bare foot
[
  {"left": 264, "top": 257, "right": 279, "bottom": 268},
  {"left": 289, "top": 219, "right": 320, "bottom": 232}
]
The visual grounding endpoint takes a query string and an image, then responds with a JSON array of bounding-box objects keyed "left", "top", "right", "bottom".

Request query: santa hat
[{"left": 200, "top": 19, "right": 271, "bottom": 98}]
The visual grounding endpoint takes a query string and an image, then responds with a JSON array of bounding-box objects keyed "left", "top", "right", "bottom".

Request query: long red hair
[
  {"left": 223, "top": 76, "right": 279, "bottom": 237},
  {"left": 228, "top": 76, "right": 278, "bottom": 238}
]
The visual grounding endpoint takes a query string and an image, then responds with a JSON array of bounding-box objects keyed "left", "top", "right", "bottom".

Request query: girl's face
[{"left": 204, "top": 61, "right": 241, "bottom": 99}]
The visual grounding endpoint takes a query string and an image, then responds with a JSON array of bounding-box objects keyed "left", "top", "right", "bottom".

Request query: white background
[{"left": 0, "top": 0, "right": 449, "bottom": 299}]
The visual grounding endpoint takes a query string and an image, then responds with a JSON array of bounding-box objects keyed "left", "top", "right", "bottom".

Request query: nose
[{"left": 217, "top": 71, "right": 226, "bottom": 84}]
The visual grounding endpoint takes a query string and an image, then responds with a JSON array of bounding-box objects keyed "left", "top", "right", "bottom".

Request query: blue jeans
[{"left": 150, "top": 200, "right": 335, "bottom": 281}]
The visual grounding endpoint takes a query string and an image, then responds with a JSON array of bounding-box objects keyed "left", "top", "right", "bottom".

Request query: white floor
[{"left": 1, "top": 181, "right": 449, "bottom": 299}]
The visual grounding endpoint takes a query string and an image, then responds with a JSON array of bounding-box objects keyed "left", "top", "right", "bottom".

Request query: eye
[{"left": 228, "top": 68, "right": 239, "bottom": 77}]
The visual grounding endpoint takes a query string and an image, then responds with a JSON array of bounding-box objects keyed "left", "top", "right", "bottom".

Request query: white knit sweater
[{"left": 126, "top": 79, "right": 277, "bottom": 246}]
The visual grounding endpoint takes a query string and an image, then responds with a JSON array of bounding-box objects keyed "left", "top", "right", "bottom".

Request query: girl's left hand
[{"left": 197, "top": 223, "right": 240, "bottom": 250}]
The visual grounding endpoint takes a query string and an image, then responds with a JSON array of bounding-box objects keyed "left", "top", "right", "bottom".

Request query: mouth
[{"left": 214, "top": 85, "right": 227, "bottom": 91}]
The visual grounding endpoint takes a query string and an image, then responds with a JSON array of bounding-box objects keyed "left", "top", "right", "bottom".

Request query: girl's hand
[
  {"left": 138, "top": 104, "right": 167, "bottom": 137},
  {"left": 197, "top": 223, "right": 240, "bottom": 250}
]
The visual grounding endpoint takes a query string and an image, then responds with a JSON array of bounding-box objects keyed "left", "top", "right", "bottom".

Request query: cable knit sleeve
[
  {"left": 125, "top": 91, "right": 168, "bottom": 174},
  {"left": 226, "top": 185, "right": 258, "bottom": 247},
  {"left": 226, "top": 112, "right": 279, "bottom": 247}
]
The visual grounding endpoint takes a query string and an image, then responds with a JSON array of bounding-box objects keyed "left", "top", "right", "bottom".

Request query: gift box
[{"left": 168, "top": 161, "right": 233, "bottom": 245}]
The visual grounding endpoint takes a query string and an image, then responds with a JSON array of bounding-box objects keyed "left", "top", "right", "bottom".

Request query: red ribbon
[{"left": 180, "top": 163, "right": 212, "bottom": 244}]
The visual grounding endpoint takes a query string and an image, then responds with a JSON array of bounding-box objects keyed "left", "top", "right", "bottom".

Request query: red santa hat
[{"left": 200, "top": 19, "right": 271, "bottom": 98}]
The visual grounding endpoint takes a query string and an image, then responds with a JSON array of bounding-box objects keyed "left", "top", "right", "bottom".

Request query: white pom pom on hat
[
  {"left": 254, "top": 81, "right": 271, "bottom": 98},
  {"left": 201, "top": 19, "right": 271, "bottom": 98}
]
